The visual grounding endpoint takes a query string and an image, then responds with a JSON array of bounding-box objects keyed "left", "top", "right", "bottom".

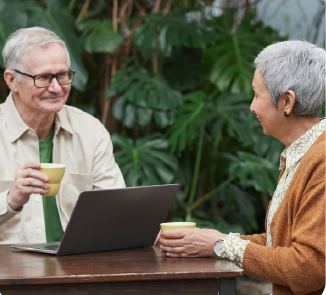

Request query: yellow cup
[
  {"left": 160, "top": 222, "right": 196, "bottom": 232},
  {"left": 39, "top": 163, "right": 66, "bottom": 196}
]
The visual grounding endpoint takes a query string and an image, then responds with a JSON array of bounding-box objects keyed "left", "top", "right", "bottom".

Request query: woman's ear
[
  {"left": 282, "top": 90, "right": 296, "bottom": 115},
  {"left": 4, "top": 70, "right": 18, "bottom": 92}
]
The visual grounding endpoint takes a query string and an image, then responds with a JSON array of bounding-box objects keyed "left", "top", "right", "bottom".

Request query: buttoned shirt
[{"left": 0, "top": 92, "right": 125, "bottom": 244}]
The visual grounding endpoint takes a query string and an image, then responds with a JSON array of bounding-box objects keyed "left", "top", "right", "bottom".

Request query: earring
[{"left": 284, "top": 112, "right": 290, "bottom": 117}]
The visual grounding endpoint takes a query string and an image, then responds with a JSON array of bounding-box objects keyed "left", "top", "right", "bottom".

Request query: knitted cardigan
[{"left": 240, "top": 132, "right": 325, "bottom": 295}]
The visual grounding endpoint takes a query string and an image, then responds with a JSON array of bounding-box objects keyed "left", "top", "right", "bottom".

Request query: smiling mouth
[{"left": 257, "top": 118, "right": 261, "bottom": 122}]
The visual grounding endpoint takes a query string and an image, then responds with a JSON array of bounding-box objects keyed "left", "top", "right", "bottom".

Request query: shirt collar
[
  {"left": 3, "top": 92, "right": 74, "bottom": 142},
  {"left": 3, "top": 92, "right": 30, "bottom": 142},
  {"left": 54, "top": 106, "right": 74, "bottom": 136},
  {"left": 280, "top": 118, "right": 326, "bottom": 170}
]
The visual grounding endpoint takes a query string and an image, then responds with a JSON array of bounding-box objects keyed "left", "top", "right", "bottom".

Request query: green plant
[{"left": 0, "top": 0, "right": 295, "bottom": 235}]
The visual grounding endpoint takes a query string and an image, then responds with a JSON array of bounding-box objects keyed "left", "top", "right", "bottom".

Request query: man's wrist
[{"left": 6, "top": 191, "right": 22, "bottom": 212}]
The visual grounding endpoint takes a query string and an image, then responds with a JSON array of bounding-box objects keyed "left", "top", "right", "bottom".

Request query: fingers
[
  {"left": 17, "top": 177, "right": 50, "bottom": 192},
  {"left": 160, "top": 237, "right": 186, "bottom": 248},
  {"left": 7, "top": 162, "right": 50, "bottom": 210},
  {"left": 20, "top": 161, "right": 42, "bottom": 170},
  {"left": 160, "top": 246, "right": 186, "bottom": 254},
  {"left": 161, "top": 229, "right": 191, "bottom": 239},
  {"left": 153, "top": 230, "right": 161, "bottom": 246},
  {"left": 17, "top": 166, "right": 49, "bottom": 183}
]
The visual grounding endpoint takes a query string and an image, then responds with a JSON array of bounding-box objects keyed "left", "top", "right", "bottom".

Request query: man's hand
[
  {"left": 7, "top": 161, "right": 50, "bottom": 211},
  {"left": 159, "top": 228, "right": 227, "bottom": 258}
]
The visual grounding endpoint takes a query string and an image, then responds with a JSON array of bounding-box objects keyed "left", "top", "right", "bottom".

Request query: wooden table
[{"left": 0, "top": 244, "right": 242, "bottom": 294}]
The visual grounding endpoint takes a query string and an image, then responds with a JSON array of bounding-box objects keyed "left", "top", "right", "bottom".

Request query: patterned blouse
[{"left": 215, "top": 119, "right": 326, "bottom": 268}]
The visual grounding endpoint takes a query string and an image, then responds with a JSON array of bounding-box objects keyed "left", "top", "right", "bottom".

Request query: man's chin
[{"left": 40, "top": 100, "right": 65, "bottom": 113}]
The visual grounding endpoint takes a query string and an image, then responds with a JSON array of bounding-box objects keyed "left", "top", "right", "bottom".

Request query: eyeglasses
[{"left": 13, "top": 69, "right": 75, "bottom": 88}]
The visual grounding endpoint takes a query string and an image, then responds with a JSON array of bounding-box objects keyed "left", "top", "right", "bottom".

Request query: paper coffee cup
[
  {"left": 160, "top": 222, "right": 196, "bottom": 232},
  {"left": 39, "top": 163, "right": 65, "bottom": 196}
]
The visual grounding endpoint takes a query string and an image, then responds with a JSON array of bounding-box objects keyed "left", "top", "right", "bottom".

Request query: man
[{"left": 0, "top": 27, "right": 125, "bottom": 244}]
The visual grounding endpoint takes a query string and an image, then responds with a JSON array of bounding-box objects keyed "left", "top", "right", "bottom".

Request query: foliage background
[{"left": 0, "top": 0, "right": 324, "bottom": 235}]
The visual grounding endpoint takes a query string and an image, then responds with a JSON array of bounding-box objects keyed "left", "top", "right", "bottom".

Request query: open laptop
[{"left": 11, "top": 184, "right": 178, "bottom": 256}]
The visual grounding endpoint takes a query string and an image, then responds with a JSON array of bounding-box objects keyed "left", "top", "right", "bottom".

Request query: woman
[{"left": 159, "top": 40, "right": 325, "bottom": 295}]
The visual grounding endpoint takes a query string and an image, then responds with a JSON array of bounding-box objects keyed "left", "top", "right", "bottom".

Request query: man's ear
[
  {"left": 282, "top": 90, "right": 296, "bottom": 115},
  {"left": 4, "top": 70, "right": 18, "bottom": 92}
]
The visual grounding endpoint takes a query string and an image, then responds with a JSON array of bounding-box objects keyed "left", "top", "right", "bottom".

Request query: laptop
[{"left": 11, "top": 184, "right": 179, "bottom": 256}]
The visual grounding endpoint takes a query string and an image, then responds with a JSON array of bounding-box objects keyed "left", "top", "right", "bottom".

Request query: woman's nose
[{"left": 250, "top": 100, "right": 255, "bottom": 113}]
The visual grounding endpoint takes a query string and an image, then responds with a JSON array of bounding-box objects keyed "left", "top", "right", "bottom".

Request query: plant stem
[
  {"left": 189, "top": 176, "right": 236, "bottom": 212},
  {"left": 186, "top": 107, "right": 207, "bottom": 221},
  {"left": 75, "top": 0, "right": 90, "bottom": 26}
]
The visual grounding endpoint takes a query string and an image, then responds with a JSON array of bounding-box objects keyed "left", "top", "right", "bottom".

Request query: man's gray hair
[
  {"left": 254, "top": 40, "right": 325, "bottom": 117},
  {"left": 2, "top": 27, "right": 71, "bottom": 74}
]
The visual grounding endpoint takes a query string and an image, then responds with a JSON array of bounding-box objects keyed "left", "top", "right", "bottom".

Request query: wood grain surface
[{"left": 0, "top": 244, "right": 242, "bottom": 294}]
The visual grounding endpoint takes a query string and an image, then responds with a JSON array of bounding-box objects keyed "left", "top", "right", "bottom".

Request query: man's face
[{"left": 13, "top": 43, "right": 71, "bottom": 116}]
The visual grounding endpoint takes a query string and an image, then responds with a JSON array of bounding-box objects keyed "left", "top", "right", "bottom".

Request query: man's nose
[{"left": 47, "top": 77, "right": 62, "bottom": 92}]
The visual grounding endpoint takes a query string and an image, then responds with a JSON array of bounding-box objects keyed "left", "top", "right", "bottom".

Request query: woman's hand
[
  {"left": 159, "top": 228, "right": 227, "bottom": 257},
  {"left": 153, "top": 230, "right": 161, "bottom": 245}
]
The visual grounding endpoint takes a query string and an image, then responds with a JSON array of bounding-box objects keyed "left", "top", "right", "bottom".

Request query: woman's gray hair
[
  {"left": 254, "top": 40, "right": 325, "bottom": 117},
  {"left": 2, "top": 27, "right": 70, "bottom": 75}
]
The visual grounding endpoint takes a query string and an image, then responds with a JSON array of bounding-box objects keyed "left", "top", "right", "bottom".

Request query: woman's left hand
[{"left": 159, "top": 228, "right": 226, "bottom": 257}]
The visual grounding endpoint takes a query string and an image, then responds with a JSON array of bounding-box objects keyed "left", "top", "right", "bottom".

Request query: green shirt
[{"left": 39, "top": 129, "right": 64, "bottom": 242}]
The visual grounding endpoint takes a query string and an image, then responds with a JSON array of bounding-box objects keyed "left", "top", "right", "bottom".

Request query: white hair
[
  {"left": 254, "top": 40, "right": 326, "bottom": 117},
  {"left": 2, "top": 27, "right": 71, "bottom": 78}
]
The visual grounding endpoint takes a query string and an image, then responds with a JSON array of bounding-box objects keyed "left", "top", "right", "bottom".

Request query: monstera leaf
[
  {"left": 165, "top": 91, "right": 207, "bottom": 153},
  {"left": 210, "top": 93, "right": 253, "bottom": 145},
  {"left": 130, "top": 10, "right": 216, "bottom": 57},
  {"left": 112, "top": 96, "right": 175, "bottom": 128},
  {"left": 78, "top": 19, "right": 123, "bottom": 53},
  {"left": 165, "top": 47, "right": 210, "bottom": 91},
  {"left": 111, "top": 133, "right": 178, "bottom": 187},
  {"left": 203, "top": 10, "right": 285, "bottom": 98},
  {"left": 229, "top": 151, "right": 279, "bottom": 196},
  {"left": 107, "top": 67, "right": 182, "bottom": 111}
]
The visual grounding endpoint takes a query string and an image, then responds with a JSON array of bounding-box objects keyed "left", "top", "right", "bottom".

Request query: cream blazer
[{"left": 0, "top": 93, "right": 125, "bottom": 244}]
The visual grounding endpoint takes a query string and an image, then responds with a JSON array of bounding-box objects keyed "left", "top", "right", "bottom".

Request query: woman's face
[{"left": 250, "top": 69, "right": 284, "bottom": 137}]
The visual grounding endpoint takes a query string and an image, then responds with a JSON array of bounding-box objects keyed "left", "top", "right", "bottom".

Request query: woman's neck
[{"left": 281, "top": 116, "right": 321, "bottom": 147}]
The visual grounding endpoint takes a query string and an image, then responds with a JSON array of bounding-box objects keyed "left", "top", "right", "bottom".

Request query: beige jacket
[{"left": 0, "top": 93, "right": 125, "bottom": 244}]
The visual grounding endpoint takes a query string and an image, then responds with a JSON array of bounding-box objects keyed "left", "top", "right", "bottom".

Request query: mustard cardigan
[{"left": 241, "top": 132, "right": 325, "bottom": 295}]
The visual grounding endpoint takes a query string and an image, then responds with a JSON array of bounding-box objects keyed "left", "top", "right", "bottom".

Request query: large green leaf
[
  {"left": 229, "top": 151, "right": 279, "bottom": 196},
  {"left": 203, "top": 11, "right": 285, "bottom": 98},
  {"left": 26, "top": 1, "right": 88, "bottom": 91},
  {"left": 165, "top": 47, "right": 209, "bottom": 91},
  {"left": 111, "top": 133, "right": 178, "bottom": 187},
  {"left": 165, "top": 91, "right": 206, "bottom": 153},
  {"left": 78, "top": 19, "right": 123, "bottom": 53},
  {"left": 130, "top": 10, "right": 216, "bottom": 57},
  {"left": 0, "top": 0, "right": 28, "bottom": 68},
  {"left": 112, "top": 96, "right": 176, "bottom": 128},
  {"left": 210, "top": 93, "right": 253, "bottom": 145},
  {"left": 218, "top": 184, "right": 258, "bottom": 232},
  {"left": 108, "top": 67, "right": 182, "bottom": 111}
]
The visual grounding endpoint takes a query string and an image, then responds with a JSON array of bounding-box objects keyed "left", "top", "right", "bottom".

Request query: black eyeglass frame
[{"left": 13, "top": 68, "right": 76, "bottom": 88}]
